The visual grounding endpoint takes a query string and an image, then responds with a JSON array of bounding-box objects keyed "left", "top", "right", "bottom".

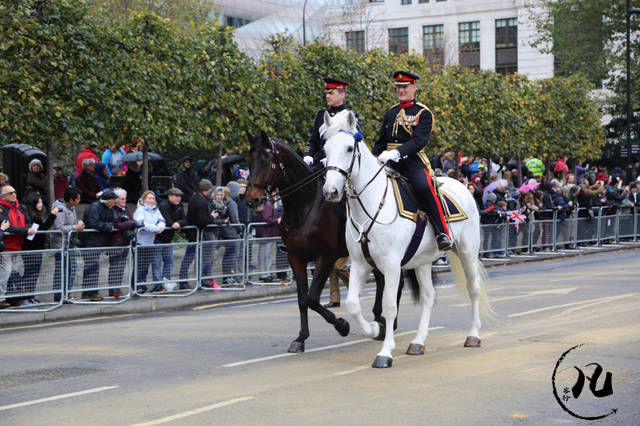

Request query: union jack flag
[{"left": 506, "top": 208, "right": 527, "bottom": 231}]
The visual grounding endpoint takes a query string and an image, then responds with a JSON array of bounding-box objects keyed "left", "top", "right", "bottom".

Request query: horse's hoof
[
  {"left": 406, "top": 343, "right": 425, "bottom": 355},
  {"left": 464, "top": 336, "right": 481, "bottom": 347},
  {"left": 288, "top": 341, "right": 305, "bottom": 353},
  {"left": 374, "top": 321, "right": 386, "bottom": 341},
  {"left": 372, "top": 355, "right": 393, "bottom": 368},
  {"left": 335, "top": 318, "right": 350, "bottom": 337}
]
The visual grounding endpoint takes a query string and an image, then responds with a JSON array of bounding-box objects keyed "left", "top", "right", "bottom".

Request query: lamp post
[
  {"left": 626, "top": 0, "right": 640, "bottom": 183},
  {"left": 303, "top": 0, "right": 309, "bottom": 46}
]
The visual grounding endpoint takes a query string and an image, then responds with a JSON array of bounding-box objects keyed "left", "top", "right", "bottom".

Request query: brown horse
[{"left": 246, "top": 132, "right": 408, "bottom": 353}]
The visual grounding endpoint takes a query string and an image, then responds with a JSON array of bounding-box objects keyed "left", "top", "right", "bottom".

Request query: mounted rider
[
  {"left": 304, "top": 76, "right": 358, "bottom": 170},
  {"left": 372, "top": 71, "right": 453, "bottom": 251},
  {"left": 304, "top": 76, "right": 354, "bottom": 309}
]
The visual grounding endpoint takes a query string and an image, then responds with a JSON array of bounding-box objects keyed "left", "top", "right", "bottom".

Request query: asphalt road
[{"left": 1, "top": 249, "right": 638, "bottom": 425}]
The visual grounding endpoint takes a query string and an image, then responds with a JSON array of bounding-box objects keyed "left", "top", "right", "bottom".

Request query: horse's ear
[
  {"left": 260, "top": 130, "right": 269, "bottom": 143},
  {"left": 347, "top": 111, "right": 356, "bottom": 131},
  {"left": 323, "top": 110, "right": 331, "bottom": 127}
]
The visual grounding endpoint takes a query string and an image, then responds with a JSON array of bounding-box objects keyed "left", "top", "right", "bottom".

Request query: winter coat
[
  {"left": 54, "top": 173, "right": 70, "bottom": 201},
  {"left": 122, "top": 169, "right": 142, "bottom": 203},
  {"left": 175, "top": 166, "right": 198, "bottom": 201},
  {"left": 22, "top": 209, "right": 56, "bottom": 251},
  {"left": 227, "top": 181, "right": 249, "bottom": 226},
  {"left": 101, "top": 147, "right": 126, "bottom": 176},
  {"left": 80, "top": 200, "right": 115, "bottom": 247},
  {"left": 51, "top": 199, "right": 78, "bottom": 249},
  {"left": 111, "top": 204, "right": 136, "bottom": 247},
  {"left": 156, "top": 199, "right": 187, "bottom": 243},
  {"left": 0, "top": 199, "right": 31, "bottom": 252},
  {"left": 94, "top": 162, "right": 110, "bottom": 190},
  {"left": 75, "top": 147, "right": 98, "bottom": 178},
  {"left": 254, "top": 201, "right": 280, "bottom": 238},
  {"left": 76, "top": 170, "right": 101, "bottom": 203},
  {"left": 133, "top": 202, "right": 165, "bottom": 245}
]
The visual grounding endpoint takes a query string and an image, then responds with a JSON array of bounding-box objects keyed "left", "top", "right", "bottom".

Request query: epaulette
[{"left": 416, "top": 102, "right": 430, "bottom": 110}]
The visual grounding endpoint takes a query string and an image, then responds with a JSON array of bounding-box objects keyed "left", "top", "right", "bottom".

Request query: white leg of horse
[
  {"left": 407, "top": 265, "right": 435, "bottom": 355},
  {"left": 372, "top": 266, "right": 401, "bottom": 368},
  {"left": 457, "top": 252, "right": 483, "bottom": 347},
  {"left": 344, "top": 262, "right": 378, "bottom": 338}
]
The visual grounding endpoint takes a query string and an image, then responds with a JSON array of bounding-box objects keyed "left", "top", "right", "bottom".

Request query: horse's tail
[
  {"left": 447, "top": 252, "right": 497, "bottom": 322},
  {"left": 405, "top": 269, "right": 422, "bottom": 302}
]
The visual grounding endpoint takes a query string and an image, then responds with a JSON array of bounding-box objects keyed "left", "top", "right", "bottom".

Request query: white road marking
[
  {"left": 331, "top": 366, "right": 369, "bottom": 377},
  {"left": 222, "top": 327, "right": 444, "bottom": 368},
  {"left": 0, "top": 315, "right": 140, "bottom": 332},
  {"left": 233, "top": 297, "right": 298, "bottom": 308},
  {"left": 507, "top": 293, "right": 637, "bottom": 318},
  {"left": 450, "top": 287, "right": 578, "bottom": 307},
  {"left": 0, "top": 386, "right": 119, "bottom": 412},
  {"left": 131, "top": 396, "right": 254, "bottom": 426},
  {"left": 551, "top": 295, "right": 640, "bottom": 318},
  {"left": 548, "top": 271, "right": 635, "bottom": 282}
]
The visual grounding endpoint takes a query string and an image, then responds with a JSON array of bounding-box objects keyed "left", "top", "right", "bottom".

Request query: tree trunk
[
  {"left": 46, "top": 141, "right": 55, "bottom": 207},
  {"left": 142, "top": 143, "right": 149, "bottom": 192},
  {"left": 215, "top": 144, "right": 223, "bottom": 187}
]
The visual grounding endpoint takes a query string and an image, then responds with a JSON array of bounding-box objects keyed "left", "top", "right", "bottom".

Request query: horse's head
[
  {"left": 246, "top": 131, "right": 282, "bottom": 211},
  {"left": 322, "top": 110, "right": 359, "bottom": 202}
]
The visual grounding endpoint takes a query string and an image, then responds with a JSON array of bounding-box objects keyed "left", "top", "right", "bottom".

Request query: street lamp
[
  {"left": 303, "top": 0, "right": 309, "bottom": 46},
  {"left": 626, "top": 0, "right": 640, "bottom": 183}
]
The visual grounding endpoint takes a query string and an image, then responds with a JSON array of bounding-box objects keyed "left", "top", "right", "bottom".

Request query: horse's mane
[{"left": 269, "top": 137, "right": 312, "bottom": 174}]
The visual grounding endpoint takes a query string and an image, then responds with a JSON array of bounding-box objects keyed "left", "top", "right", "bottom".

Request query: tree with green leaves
[{"left": 529, "top": 0, "right": 640, "bottom": 147}]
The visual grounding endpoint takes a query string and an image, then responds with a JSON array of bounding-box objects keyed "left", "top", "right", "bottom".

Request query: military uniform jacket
[
  {"left": 307, "top": 104, "right": 355, "bottom": 163},
  {"left": 372, "top": 101, "right": 433, "bottom": 176}
]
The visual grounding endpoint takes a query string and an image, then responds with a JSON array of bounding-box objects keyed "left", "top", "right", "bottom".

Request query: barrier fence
[{"left": 1, "top": 207, "right": 638, "bottom": 312}]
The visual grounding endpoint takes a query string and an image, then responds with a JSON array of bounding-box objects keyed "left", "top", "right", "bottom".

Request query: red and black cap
[
  {"left": 324, "top": 76, "right": 349, "bottom": 92},
  {"left": 393, "top": 70, "right": 420, "bottom": 86}
]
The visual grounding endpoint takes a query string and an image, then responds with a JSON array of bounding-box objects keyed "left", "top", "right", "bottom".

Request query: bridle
[
  {"left": 247, "top": 138, "right": 326, "bottom": 205},
  {"left": 324, "top": 129, "right": 398, "bottom": 243}
]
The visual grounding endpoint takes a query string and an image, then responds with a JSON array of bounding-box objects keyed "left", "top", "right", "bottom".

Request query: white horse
[{"left": 322, "top": 111, "right": 493, "bottom": 368}]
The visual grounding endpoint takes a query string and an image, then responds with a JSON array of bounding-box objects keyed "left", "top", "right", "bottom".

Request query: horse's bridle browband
[{"left": 247, "top": 138, "right": 326, "bottom": 204}]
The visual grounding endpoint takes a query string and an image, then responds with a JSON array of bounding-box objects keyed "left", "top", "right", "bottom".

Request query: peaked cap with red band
[
  {"left": 393, "top": 70, "right": 420, "bottom": 86},
  {"left": 324, "top": 76, "right": 349, "bottom": 91}
]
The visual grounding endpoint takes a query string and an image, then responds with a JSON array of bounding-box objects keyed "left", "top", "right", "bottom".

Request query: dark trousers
[
  {"left": 108, "top": 248, "right": 128, "bottom": 294},
  {"left": 81, "top": 250, "right": 101, "bottom": 298},
  {"left": 406, "top": 167, "right": 450, "bottom": 236}
]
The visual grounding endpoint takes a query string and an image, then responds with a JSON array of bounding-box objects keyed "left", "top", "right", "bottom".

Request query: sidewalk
[{"left": 1, "top": 243, "right": 638, "bottom": 328}]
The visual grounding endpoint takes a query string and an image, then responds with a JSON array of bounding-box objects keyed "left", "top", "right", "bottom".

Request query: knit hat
[{"left": 199, "top": 179, "right": 213, "bottom": 191}]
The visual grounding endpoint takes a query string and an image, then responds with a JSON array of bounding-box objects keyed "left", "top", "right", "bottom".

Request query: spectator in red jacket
[
  {"left": 75, "top": 141, "right": 99, "bottom": 178},
  {"left": 0, "top": 185, "right": 35, "bottom": 308},
  {"left": 76, "top": 159, "right": 101, "bottom": 203}
]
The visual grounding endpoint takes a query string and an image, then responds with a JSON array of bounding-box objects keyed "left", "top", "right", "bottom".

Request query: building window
[
  {"left": 369, "top": 0, "right": 384, "bottom": 3},
  {"left": 419, "top": 0, "right": 428, "bottom": 3},
  {"left": 225, "top": 16, "right": 250, "bottom": 28},
  {"left": 423, "top": 24, "right": 444, "bottom": 66},
  {"left": 389, "top": 27, "right": 409, "bottom": 55},
  {"left": 495, "top": 18, "right": 517, "bottom": 75},
  {"left": 458, "top": 21, "right": 480, "bottom": 69},
  {"left": 401, "top": 0, "right": 411, "bottom": 4},
  {"left": 346, "top": 30, "right": 365, "bottom": 53}
]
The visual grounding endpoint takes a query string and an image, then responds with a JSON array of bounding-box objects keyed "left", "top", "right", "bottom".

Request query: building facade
[{"left": 325, "top": 0, "right": 554, "bottom": 80}]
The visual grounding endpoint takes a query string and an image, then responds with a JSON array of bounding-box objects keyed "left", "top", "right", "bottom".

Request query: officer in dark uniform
[
  {"left": 372, "top": 71, "right": 453, "bottom": 251},
  {"left": 304, "top": 76, "right": 352, "bottom": 170}
]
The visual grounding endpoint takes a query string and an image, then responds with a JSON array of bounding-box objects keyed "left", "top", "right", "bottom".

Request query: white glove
[
  {"left": 320, "top": 158, "right": 327, "bottom": 166},
  {"left": 378, "top": 149, "right": 401, "bottom": 164},
  {"left": 303, "top": 156, "right": 314, "bottom": 166}
]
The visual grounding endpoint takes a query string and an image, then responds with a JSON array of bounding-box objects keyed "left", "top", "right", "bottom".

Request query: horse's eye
[{"left": 347, "top": 146, "right": 354, "bottom": 152}]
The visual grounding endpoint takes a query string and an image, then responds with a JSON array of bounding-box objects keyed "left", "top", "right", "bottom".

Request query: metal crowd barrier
[
  {"left": 1, "top": 230, "right": 65, "bottom": 312},
  {"left": 134, "top": 226, "right": 200, "bottom": 297},
  {"left": 199, "top": 224, "right": 246, "bottom": 291},
  {"left": 66, "top": 229, "right": 133, "bottom": 304},
  {"left": 2, "top": 209, "right": 638, "bottom": 313},
  {"left": 245, "top": 222, "right": 292, "bottom": 286}
]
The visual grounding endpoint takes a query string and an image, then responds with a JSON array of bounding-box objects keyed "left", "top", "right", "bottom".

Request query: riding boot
[
  {"left": 424, "top": 207, "right": 453, "bottom": 251},
  {"left": 415, "top": 170, "right": 453, "bottom": 251}
]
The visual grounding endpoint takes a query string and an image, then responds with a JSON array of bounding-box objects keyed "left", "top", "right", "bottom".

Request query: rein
[{"left": 326, "top": 130, "right": 398, "bottom": 244}]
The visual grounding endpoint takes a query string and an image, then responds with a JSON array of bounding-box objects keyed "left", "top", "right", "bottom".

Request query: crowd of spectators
[
  {"left": 430, "top": 152, "right": 640, "bottom": 256},
  {"left": 1, "top": 141, "right": 638, "bottom": 307}
]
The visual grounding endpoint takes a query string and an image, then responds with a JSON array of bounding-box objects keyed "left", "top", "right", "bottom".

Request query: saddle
[{"left": 390, "top": 176, "right": 468, "bottom": 223}]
